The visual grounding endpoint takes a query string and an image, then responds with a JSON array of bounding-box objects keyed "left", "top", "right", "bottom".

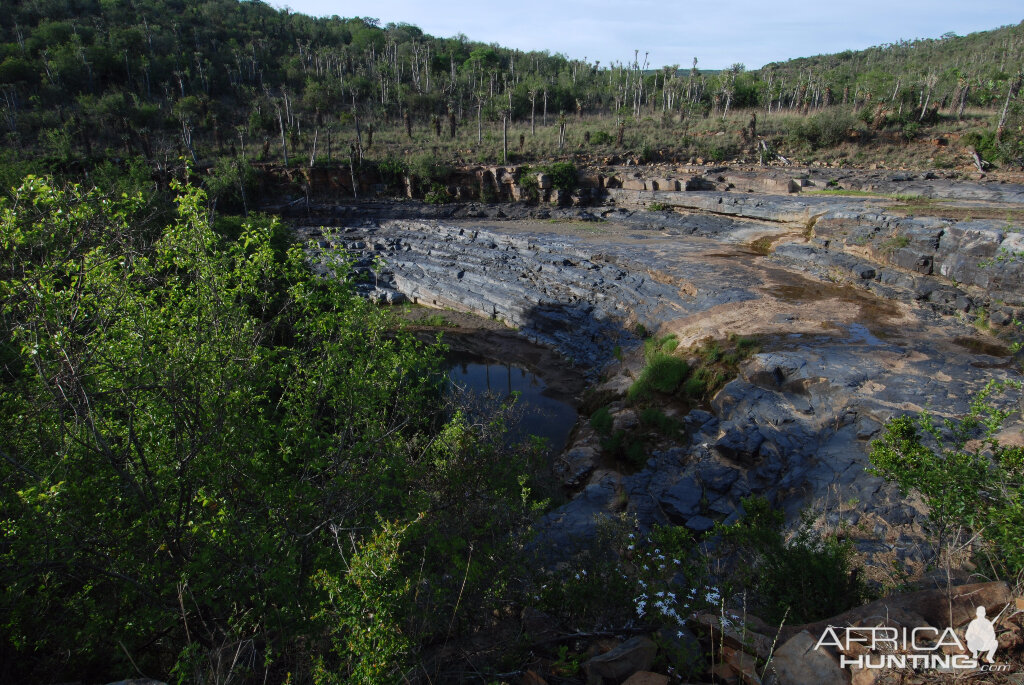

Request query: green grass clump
[
  {"left": 590, "top": 405, "right": 613, "bottom": 435},
  {"left": 639, "top": 407, "right": 681, "bottom": 438},
  {"left": 628, "top": 354, "right": 690, "bottom": 401},
  {"left": 420, "top": 313, "right": 453, "bottom": 327},
  {"left": 643, "top": 333, "right": 679, "bottom": 361},
  {"left": 601, "top": 430, "right": 648, "bottom": 469}
]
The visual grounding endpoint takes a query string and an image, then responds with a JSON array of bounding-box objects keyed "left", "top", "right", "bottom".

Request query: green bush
[
  {"left": 0, "top": 177, "right": 541, "bottom": 682},
  {"left": 644, "top": 333, "right": 679, "bottom": 361},
  {"left": 375, "top": 157, "right": 409, "bottom": 188},
  {"left": 787, "top": 111, "right": 859, "bottom": 150},
  {"left": 719, "top": 497, "right": 870, "bottom": 624},
  {"left": 424, "top": 182, "right": 452, "bottom": 204},
  {"left": 515, "top": 165, "right": 540, "bottom": 202},
  {"left": 407, "top": 152, "right": 452, "bottom": 185},
  {"left": 870, "top": 380, "right": 1024, "bottom": 578},
  {"left": 601, "top": 429, "right": 648, "bottom": 469},
  {"left": 589, "top": 130, "right": 615, "bottom": 145},
  {"left": 543, "top": 161, "right": 578, "bottom": 192}
]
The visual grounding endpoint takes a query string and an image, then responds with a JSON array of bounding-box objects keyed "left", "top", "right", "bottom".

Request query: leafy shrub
[
  {"left": 870, "top": 380, "right": 1024, "bottom": 578},
  {"left": 375, "top": 157, "right": 408, "bottom": 188},
  {"left": 589, "top": 130, "right": 615, "bottom": 145},
  {"left": 601, "top": 429, "right": 648, "bottom": 468},
  {"left": 543, "top": 161, "right": 578, "bottom": 192},
  {"left": 424, "top": 182, "right": 452, "bottom": 204},
  {"left": 644, "top": 333, "right": 679, "bottom": 360},
  {"left": 407, "top": 152, "right": 451, "bottom": 185},
  {"left": 515, "top": 165, "right": 540, "bottom": 202},
  {"left": 719, "top": 496, "right": 870, "bottom": 624},
  {"left": 787, "top": 111, "right": 859, "bottom": 150},
  {"left": 0, "top": 177, "right": 542, "bottom": 683}
]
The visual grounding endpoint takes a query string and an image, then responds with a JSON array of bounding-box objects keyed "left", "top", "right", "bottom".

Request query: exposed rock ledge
[{"left": 297, "top": 193, "right": 1023, "bottom": 573}]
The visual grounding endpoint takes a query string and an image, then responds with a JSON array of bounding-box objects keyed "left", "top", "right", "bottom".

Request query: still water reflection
[{"left": 446, "top": 354, "right": 578, "bottom": 453}]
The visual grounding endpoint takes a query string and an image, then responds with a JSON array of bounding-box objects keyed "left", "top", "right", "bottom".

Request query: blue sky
[{"left": 275, "top": 0, "right": 1022, "bottom": 70}]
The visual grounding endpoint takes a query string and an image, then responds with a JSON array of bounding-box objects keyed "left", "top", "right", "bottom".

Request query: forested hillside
[
  {"left": 1, "top": 0, "right": 1022, "bottom": 183},
  {"left": 758, "top": 24, "right": 1024, "bottom": 116}
]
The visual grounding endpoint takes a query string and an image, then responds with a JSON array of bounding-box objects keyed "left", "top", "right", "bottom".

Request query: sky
[{"left": 274, "top": 0, "right": 1023, "bottom": 70}]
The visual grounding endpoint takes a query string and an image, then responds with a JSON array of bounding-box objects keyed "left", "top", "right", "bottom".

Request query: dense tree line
[{"left": 1, "top": 0, "right": 1022, "bottom": 176}]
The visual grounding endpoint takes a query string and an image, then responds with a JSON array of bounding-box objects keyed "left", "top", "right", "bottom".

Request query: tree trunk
[
  {"left": 352, "top": 99, "right": 362, "bottom": 163},
  {"left": 275, "top": 106, "right": 288, "bottom": 166},
  {"left": 502, "top": 111, "right": 508, "bottom": 164},
  {"left": 349, "top": 146, "right": 358, "bottom": 198},
  {"left": 996, "top": 74, "right": 1022, "bottom": 141},
  {"left": 957, "top": 85, "right": 970, "bottom": 120}
]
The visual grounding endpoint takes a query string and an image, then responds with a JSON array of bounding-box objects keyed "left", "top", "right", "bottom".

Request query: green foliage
[
  {"left": 648, "top": 202, "right": 669, "bottom": 211},
  {"left": 589, "top": 130, "right": 615, "bottom": 145},
  {"left": 515, "top": 165, "right": 540, "bottom": 202},
  {"left": 590, "top": 405, "right": 614, "bottom": 435},
  {"left": 718, "top": 497, "right": 870, "bottom": 624},
  {"left": 534, "top": 515, "right": 636, "bottom": 629},
  {"left": 644, "top": 333, "right": 679, "bottom": 360},
  {"left": 869, "top": 380, "right": 1024, "bottom": 578},
  {"left": 0, "top": 176, "right": 543, "bottom": 682},
  {"left": 423, "top": 182, "right": 452, "bottom": 204},
  {"left": 375, "top": 157, "right": 409, "bottom": 188},
  {"left": 407, "top": 153, "right": 452, "bottom": 186},
  {"left": 205, "top": 156, "right": 257, "bottom": 214},
  {"left": 419, "top": 313, "right": 454, "bottom": 327},
  {"left": 542, "top": 161, "right": 578, "bottom": 192},
  {"left": 639, "top": 407, "right": 682, "bottom": 438},
  {"left": 786, "top": 111, "right": 859, "bottom": 150},
  {"left": 961, "top": 129, "right": 1024, "bottom": 165},
  {"left": 600, "top": 429, "right": 648, "bottom": 468}
]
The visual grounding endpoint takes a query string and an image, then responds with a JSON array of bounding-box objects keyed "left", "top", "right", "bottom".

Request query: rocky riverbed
[{"left": 295, "top": 166, "right": 1024, "bottom": 581}]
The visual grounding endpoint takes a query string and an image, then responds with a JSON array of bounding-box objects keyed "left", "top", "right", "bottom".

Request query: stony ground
[{"left": 291, "top": 165, "right": 1024, "bottom": 683}]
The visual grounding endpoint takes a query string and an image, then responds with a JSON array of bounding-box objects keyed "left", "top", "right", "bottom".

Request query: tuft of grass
[
  {"left": 639, "top": 407, "right": 682, "bottom": 438},
  {"left": 590, "top": 405, "right": 613, "bottom": 435},
  {"left": 628, "top": 354, "right": 690, "bottom": 401},
  {"left": 749, "top": 236, "right": 775, "bottom": 255},
  {"left": 643, "top": 333, "right": 679, "bottom": 361},
  {"left": 420, "top": 313, "right": 454, "bottom": 327},
  {"left": 878, "top": 233, "right": 910, "bottom": 254}
]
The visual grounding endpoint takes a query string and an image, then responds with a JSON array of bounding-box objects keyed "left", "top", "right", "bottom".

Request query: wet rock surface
[{"left": 295, "top": 169, "right": 1023, "bottom": 569}]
